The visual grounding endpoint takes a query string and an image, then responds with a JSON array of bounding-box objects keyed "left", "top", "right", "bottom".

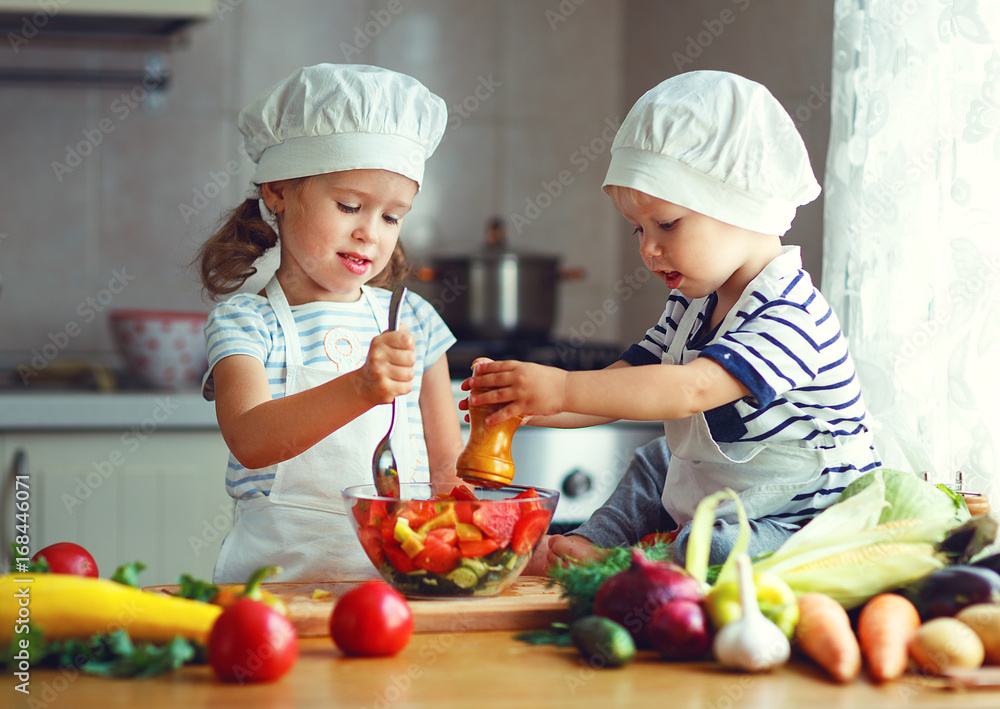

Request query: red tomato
[
  {"left": 357, "top": 525, "right": 385, "bottom": 567},
  {"left": 330, "top": 581, "right": 413, "bottom": 657},
  {"left": 512, "top": 488, "right": 540, "bottom": 499},
  {"left": 32, "top": 542, "right": 98, "bottom": 577},
  {"left": 449, "top": 485, "right": 479, "bottom": 501},
  {"left": 472, "top": 504, "right": 520, "bottom": 547},
  {"left": 414, "top": 534, "right": 461, "bottom": 574},
  {"left": 398, "top": 501, "right": 435, "bottom": 529},
  {"left": 511, "top": 488, "right": 544, "bottom": 514},
  {"left": 426, "top": 527, "right": 458, "bottom": 545},
  {"left": 454, "top": 502, "right": 477, "bottom": 526},
  {"left": 383, "top": 544, "right": 418, "bottom": 573},
  {"left": 208, "top": 598, "right": 299, "bottom": 683},
  {"left": 511, "top": 508, "right": 552, "bottom": 555},
  {"left": 353, "top": 499, "right": 389, "bottom": 527},
  {"left": 458, "top": 538, "right": 499, "bottom": 558}
]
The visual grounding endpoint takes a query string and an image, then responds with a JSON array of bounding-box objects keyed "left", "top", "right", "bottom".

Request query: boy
[{"left": 466, "top": 71, "right": 881, "bottom": 570}]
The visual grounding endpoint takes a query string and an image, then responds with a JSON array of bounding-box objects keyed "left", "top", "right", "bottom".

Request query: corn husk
[
  {"left": 685, "top": 471, "right": 955, "bottom": 609},
  {"left": 752, "top": 471, "right": 950, "bottom": 608}
]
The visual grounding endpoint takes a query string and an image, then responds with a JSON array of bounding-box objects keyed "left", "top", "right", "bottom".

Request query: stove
[{"left": 449, "top": 338, "right": 662, "bottom": 533}]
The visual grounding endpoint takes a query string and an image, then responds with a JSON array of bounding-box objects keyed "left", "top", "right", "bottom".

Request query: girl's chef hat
[
  {"left": 602, "top": 71, "right": 820, "bottom": 236},
  {"left": 239, "top": 64, "right": 447, "bottom": 192}
]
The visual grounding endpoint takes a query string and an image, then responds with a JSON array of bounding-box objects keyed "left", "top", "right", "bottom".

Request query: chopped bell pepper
[
  {"left": 417, "top": 507, "right": 460, "bottom": 536},
  {"left": 394, "top": 517, "right": 426, "bottom": 559}
]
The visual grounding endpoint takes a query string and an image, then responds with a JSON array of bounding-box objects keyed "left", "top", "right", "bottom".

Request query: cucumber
[
  {"left": 570, "top": 616, "right": 636, "bottom": 668},
  {"left": 447, "top": 567, "right": 480, "bottom": 589}
]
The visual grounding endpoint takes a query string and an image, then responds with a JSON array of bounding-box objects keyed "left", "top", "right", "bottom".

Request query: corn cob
[{"left": 752, "top": 473, "right": 950, "bottom": 608}]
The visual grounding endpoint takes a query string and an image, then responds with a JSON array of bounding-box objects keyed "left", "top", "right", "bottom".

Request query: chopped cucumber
[
  {"left": 446, "top": 567, "right": 480, "bottom": 589},
  {"left": 459, "top": 557, "right": 488, "bottom": 577}
]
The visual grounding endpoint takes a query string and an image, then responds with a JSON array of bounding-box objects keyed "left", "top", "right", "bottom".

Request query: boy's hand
[
  {"left": 467, "top": 360, "right": 567, "bottom": 424},
  {"left": 547, "top": 534, "right": 606, "bottom": 569},
  {"left": 356, "top": 327, "right": 415, "bottom": 406}
]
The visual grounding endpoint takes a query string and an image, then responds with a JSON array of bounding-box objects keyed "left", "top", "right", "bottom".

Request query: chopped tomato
[
  {"left": 458, "top": 538, "right": 500, "bottom": 558},
  {"left": 384, "top": 544, "right": 419, "bottom": 573},
  {"left": 450, "top": 485, "right": 479, "bottom": 501},
  {"left": 512, "top": 488, "right": 544, "bottom": 513},
  {"left": 414, "top": 534, "right": 461, "bottom": 575},
  {"left": 455, "top": 503, "right": 477, "bottom": 526},
  {"left": 511, "top": 508, "right": 552, "bottom": 555},
  {"left": 398, "top": 500, "right": 436, "bottom": 529},
  {"left": 357, "top": 525, "right": 385, "bottom": 567},
  {"left": 426, "top": 527, "right": 458, "bottom": 546},
  {"left": 379, "top": 514, "right": 399, "bottom": 544},
  {"left": 352, "top": 499, "right": 389, "bottom": 527},
  {"left": 472, "top": 504, "right": 520, "bottom": 547}
]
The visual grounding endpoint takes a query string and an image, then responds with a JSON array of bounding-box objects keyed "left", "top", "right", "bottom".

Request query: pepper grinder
[{"left": 456, "top": 386, "right": 522, "bottom": 488}]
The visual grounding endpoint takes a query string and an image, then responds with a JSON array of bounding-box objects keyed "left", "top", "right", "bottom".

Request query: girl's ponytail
[{"left": 196, "top": 199, "right": 277, "bottom": 299}]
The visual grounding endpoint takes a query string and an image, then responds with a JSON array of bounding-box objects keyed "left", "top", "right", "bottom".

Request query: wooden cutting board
[{"left": 144, "top": 576, "right": 569, "bottom": 637}]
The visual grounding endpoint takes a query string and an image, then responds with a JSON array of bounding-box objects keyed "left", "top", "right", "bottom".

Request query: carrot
[
  {"left": 794, "top": 592, "right": 861, "bottom": 683},
  {"left": 857, "top": 593, "right": 921, "bottom": 683}
]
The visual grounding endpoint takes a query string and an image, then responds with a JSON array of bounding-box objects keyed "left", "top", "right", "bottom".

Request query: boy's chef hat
[
  {"left": 602, "top": 71, "right": 820, "bottom": 235},
  {"left": 239, "top": 64, "right": 447, "bottom": 191}
]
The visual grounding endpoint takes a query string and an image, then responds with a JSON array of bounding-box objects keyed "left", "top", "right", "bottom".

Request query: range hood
[{"left": 0, "top": 0, "right": 214, "bottom": 43}]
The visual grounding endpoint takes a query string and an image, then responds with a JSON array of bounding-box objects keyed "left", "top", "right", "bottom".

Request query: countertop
[
  {"left": 4, "top": 632, "right": 998, "bottom": 708},
  {"left": 0, "top": 391, "right": 219, "bottom": 431},
  {"left": 0, "top": 383, "right": 662, "bottom": 432}
]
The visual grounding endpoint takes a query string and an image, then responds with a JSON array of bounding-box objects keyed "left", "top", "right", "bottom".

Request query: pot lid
[{"left": 433, "top": 216, "right": 560, "bottom": 261}]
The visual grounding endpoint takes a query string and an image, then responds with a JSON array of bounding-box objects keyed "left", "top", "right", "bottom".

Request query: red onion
[{"left": 593, "top": 548, "right": 704, "bottom": 647}]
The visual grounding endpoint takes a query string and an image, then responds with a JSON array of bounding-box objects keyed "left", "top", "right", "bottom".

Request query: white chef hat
[
  {"left": 602, "top": 71, "right": 820, "bottom": 236},
  {"left": 239, "top": 63, "right": 447, "bottom": 193}
]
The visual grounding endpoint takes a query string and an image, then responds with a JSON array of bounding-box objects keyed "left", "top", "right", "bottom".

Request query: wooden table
[{"left": 5, "top": 631, "right": 1000, "bottom": 709}]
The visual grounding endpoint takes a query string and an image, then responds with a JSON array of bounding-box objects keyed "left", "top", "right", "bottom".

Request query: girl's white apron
[
  {"left": 214, "top": 277, "right": 414, "bottom": 582},
  {"left": 660, "top": 293, "right": 875, "bottom": 527}
]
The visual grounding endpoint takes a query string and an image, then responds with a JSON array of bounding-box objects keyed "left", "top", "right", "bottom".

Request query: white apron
[
  {"left": 660, "top": 296, "right": 876, "bottom": 527},
  {"left": 214, "top": 277, "right": 414, "bottom": 583}
]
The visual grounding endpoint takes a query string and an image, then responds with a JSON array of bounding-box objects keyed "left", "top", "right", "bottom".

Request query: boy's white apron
[
  {"left": 660, "top": 290, "right": 876, "bottom": 527},
  {"left": 214, "top": 277, "right": 414, "bottom": 583}
]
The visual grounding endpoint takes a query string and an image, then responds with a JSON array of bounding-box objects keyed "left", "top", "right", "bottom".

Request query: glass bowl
[{"left": 342, "top": 482, "right": 559, "bottom": 599}]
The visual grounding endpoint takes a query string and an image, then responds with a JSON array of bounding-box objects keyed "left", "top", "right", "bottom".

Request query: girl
[
  {"left": 469, "top": 71, "right": 882, "bottom": 572},
  {"left": 197, "top": 64, "right": 463, "bottom": 582}
]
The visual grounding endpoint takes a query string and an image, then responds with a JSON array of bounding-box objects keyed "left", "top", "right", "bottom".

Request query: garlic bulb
[{"left": 712, "top": 554, "right": 791, "bottom": 672}]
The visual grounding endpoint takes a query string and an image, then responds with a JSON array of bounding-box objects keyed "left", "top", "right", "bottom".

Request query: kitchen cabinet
[{"left": 1, "top": 431, "right": 231, "bottom": 586}]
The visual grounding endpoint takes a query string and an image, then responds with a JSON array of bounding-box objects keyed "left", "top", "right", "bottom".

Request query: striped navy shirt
[
  {"left": 622, "top": 246, "right": 881, "bottom": 524},
  {"left": 201, "top": 287, "right": 456, "bottom": 499}
]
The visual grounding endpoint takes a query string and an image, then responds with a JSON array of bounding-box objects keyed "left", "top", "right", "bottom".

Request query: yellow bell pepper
[{"left": 705, "top": 569, "right": 799, "bottom": 638}]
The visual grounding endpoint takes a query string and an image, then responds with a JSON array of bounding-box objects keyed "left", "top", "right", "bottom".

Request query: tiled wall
[
  {"left": 618, "top": 0, "right": 834, "bottom": 343},
  {"left": 0, "top": 0, "right": 627, "bottom": 367},
  {"left": 0, "top": 0, "right": 832, "bottom": 371}
]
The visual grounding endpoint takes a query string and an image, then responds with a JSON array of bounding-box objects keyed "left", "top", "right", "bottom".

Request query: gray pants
[{"left": 571, "top": 437, "right": 800, "bottom": 566}]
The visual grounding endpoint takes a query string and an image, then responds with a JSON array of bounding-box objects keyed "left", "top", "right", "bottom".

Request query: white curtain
[{"left": 823, "top": 0, "right": 1000, "bottom": 503}]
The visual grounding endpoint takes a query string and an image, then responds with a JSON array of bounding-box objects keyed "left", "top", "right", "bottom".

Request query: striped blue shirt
[
  {"left": 623, "top": 246, "right": 880, "bottom": 524},
  {"left": 202, "top": 287, "right": 456, "bottom": 498}
]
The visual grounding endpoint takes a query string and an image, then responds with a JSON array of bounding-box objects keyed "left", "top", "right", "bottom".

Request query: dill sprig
[{"left": 548, "top": 543, "right": 676, "bottom": 619}]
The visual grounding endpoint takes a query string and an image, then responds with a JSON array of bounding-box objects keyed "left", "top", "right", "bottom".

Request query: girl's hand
[
  {"left": 467, "top": 360, "right": 567, "bottom": 424},
  {"left": 546, "top": 534, "right": 605, "bottom": 570},
  {"left": 356, "top": 327, "right": 415, "bottom": 406}
]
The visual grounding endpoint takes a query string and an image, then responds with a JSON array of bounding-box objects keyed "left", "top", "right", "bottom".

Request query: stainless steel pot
[{"left": 421, "top": 218, "right": 582, "bottom": 342}]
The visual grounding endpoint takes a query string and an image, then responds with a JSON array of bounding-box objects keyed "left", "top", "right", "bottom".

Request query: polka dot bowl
[{"left": 109, "top": 309, "right": 208, "bottom": 390}]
